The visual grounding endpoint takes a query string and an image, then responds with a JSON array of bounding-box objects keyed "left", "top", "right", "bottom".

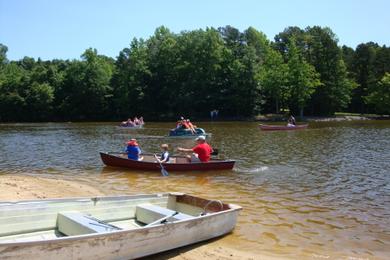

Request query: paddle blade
[{"left": 161, "top": 168, "right": 169, "bottom": 176}]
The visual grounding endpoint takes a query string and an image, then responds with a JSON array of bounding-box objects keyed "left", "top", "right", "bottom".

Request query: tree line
[{"left": 0, "top": 25, "right": 389, "bottom": 122}]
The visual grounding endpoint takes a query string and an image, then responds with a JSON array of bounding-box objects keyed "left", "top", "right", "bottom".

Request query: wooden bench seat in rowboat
[
  {"left": 57, "top": 212, "right": 121, "bottom": 236},
  {"left": 135, "top": 204, "right": 193, "bottom": 225}
]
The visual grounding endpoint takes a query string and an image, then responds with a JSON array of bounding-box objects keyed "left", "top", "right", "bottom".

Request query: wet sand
[{"left": 0, "top": 174, "right": 280, "bottom": 260}]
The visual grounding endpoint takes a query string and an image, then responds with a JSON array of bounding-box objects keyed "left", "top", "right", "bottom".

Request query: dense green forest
[{"left": 0, "top": 25, "right": 389, "bottom": 122}]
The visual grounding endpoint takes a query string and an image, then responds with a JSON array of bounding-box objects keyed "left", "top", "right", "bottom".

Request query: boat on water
[
  {"left": 100, "top": 152, "right": 235, "bottom": 171},
  {"left": 117, "top": 123, "right": 144, "bottom": 129},
  {"left": 119, "top": 116, "right": 145, "bottom": 128},
  {"left": 259, "top": 124, "right": 309, "bottom": 131},
  {"left": 0, "top": 193, "right": 241, "bottom": 260},
  {"left": 168, "top": 127, "right": 210, "bottom": 137}
]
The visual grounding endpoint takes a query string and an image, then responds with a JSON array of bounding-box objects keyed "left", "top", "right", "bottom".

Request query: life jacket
[{"left": 160, "top": 151, "right": 170, "bottom": 162}]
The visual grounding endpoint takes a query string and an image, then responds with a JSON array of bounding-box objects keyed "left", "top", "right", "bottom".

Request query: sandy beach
[
  {"left": 0, "top": 174, "right": 280, "bottom": 260},
  {"left": 0, "top": 174, "right": 104, "bottom": 201}
]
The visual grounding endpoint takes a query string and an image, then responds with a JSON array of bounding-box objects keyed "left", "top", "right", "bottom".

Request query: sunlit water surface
[{"left": 0, "top": 121, "right": 389, "bottom": 259}]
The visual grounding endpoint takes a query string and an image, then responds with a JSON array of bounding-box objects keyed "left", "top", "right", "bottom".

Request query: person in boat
[
  {"left": 175, "top": 120, "right": 182, "bottom": 129},
  {"left": 155, "top": 144, "right": 170, "bottom": 163},
  {"left": 182, "top": 120, "right": 189, "bottom": 128},
  {"left": 139, "top": 116, "right": 144, "bottom": 125},
  {"left": 125, "top": 138, "right": 143, "bottom": 161},
  {"left": 186, "top": 119, "right": 196, "bottom": 134},
  {"left": 177, "top": 135, "right": 213, "bottom": 163},
  {"left": 287, "top": 115, "right": 296, "bottom": 127},
  {"left": 175, "top": 117, "right": 192, "bottom": 132},
  {"left": 175, "top": 117, "right": 185, "bottom": 129},
  {"left": 126, "top": 118, "right": 135, "bottom": 127},
  {"left": 177, "top": 118, "right": 195, "bottom": 134},
  {"left": 181, "top": 118, "right": 190, "bottom": 130}
]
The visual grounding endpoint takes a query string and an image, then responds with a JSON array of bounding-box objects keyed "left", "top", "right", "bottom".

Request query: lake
[{"left": 0, "top": 121, "right": 389, "bottom": 259}]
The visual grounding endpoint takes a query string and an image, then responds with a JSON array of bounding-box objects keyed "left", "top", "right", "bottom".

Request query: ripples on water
[{"left": 0, "top": 121, "right": 389, "bottom": 259}]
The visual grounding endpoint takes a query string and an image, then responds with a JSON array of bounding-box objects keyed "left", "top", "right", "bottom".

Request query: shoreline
[
  {"left": 0, "top": 114, "right": 389, "bottom": 124},
  {"left": 255, "top": 114, "right": 390, "bottom": 122},
  {"left": 0, "top": 174, "right": 281, "bottom": 260}
]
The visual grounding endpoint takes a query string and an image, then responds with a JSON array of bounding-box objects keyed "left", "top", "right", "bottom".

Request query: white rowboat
[{"left": 0, "top": 192, "right": 241, "bottom": 259}]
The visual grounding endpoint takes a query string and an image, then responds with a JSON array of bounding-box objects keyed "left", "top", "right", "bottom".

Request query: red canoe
[
  {"left": 259, "top": 124, "right": 308, "bottom": 131},
  {"left": 100, "top": 152, "right": 235, "bottom": 171}
]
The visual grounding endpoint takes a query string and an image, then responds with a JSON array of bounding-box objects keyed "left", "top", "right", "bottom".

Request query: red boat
[
  {"left": 259, "top": 124, "right": 308, "bottom": 131},
  {"left": 100, "top": 152, "right": 235, "bottom": 171}
]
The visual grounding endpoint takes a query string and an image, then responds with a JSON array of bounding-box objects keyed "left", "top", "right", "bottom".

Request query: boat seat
[
  {"left": 135, "top": 204, "right": 192, "bottom": 225},
  {"left": 57, "top": 211, "right": 121, "bottom": 236}
]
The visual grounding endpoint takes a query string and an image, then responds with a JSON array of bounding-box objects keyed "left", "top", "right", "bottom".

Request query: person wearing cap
[
  {"left": 125, "top": 138, "right": 143, "bottom": 161},
  {"left": 177, "top": 136, "right": 213, "bottom": 162},
  {"left": 155, "top": 144, "right": 170, "bottom": 163}
]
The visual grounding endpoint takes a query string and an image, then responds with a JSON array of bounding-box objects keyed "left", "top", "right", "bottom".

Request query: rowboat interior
[
  {"left": 110, "top": 153, "right": 228, "bottom": 164},
  {"left": 117, "top": 153, "right": 194, "bottom": 163},
  {"left": 0, "top": 193, "right": 234, "bottom": 243}
]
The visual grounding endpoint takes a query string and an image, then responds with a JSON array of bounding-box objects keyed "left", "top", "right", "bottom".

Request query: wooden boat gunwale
[
  {"left": 0, "top": 193, "right": 164, "bottom": 205},
  {"left": 100, "top": 152, "right": 235, "bottom": 171}
]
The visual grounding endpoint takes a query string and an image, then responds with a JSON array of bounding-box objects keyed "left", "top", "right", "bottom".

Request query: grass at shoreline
[{"left": 334, "top": 112, "right": 390, "bottom": 117}]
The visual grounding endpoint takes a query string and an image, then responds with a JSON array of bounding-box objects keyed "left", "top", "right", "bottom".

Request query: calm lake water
[{"left": 0, "top": 121, "right": 389, "bottom": 259}]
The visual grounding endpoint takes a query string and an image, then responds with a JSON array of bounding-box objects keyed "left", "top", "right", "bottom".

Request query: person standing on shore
[{"left": 210, "top": 109, "right": 219, "bottom": 120}]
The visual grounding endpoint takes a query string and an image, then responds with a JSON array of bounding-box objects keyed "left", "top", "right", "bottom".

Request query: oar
[
  {"left": 154, "top": 154, "right": 169, "bottom": 176},
  {"left": 145, "top": 212, "right": 178, "bottom": 227}
]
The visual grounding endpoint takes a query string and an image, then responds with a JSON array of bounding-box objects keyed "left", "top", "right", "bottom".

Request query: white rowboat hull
[{"left": 0, "top": 193, "right": 241, "bottom": 259}]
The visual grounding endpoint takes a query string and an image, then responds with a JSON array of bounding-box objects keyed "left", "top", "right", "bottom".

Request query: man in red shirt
[{"left": 177, "top": 136, "right": 213, "bottom": 162}]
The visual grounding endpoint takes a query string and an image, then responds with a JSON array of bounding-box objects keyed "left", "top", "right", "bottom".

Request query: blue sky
[{"left": 1, "top": 0, "right": 389, "bottom": 61}]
